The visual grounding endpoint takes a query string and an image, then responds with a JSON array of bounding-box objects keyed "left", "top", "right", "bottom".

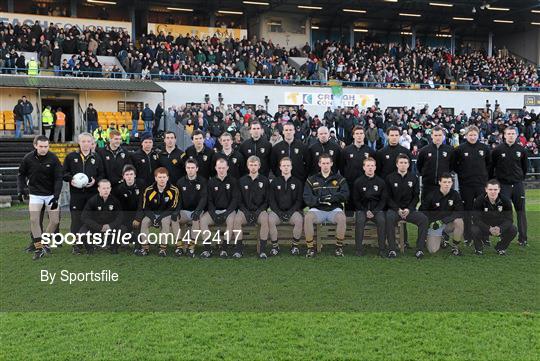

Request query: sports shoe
[
  {"left": 496, "top": 249, "right": 507, "bottom": 256},
  {"left": 259, "top": 252, "right": 268, "bottom": 260},
  {"left": 474, "top": 249, "right": 483, "bottom": 256},
  {"left": 72, "top": 246, "right": 82, "bottom": 255},
  {"left": 290, "top": 246, "right": 300, "bottom": 256},
  {"left": 441, "top": 232, "right": 450, "bottom": 249},
  {"left": 404, "top": 241, "right": 411, "bottom": 249},
  {"left": 232, "top": 252, "right": 243, "bottom": 259},
  {"left": 451, "top": 247, "right": 462, "bottom": 256},
  {"left": 269, "top": 247, "right": 279, "bottom": 256},
  {"left": 415, "top": 250, "right": 425, "bottom": 259},
  {"left": 483, "top": 239, "right": 491, "bottom": 247},
  {"left": 387, "top": 250, "right": 397, "bottom": 258},
  {"left": 335, "top": 247, "right": 344, "bottom": 257},
  {"left": 174, "top": 248, "right": 184, "bottom": 257},
  {"left": 464, "top": 239, "right": 472, "bottom": 247},
  {"left": 305, "top": 248, "right": 315, "bottom": 258},
  {"left": 518, "top": 240, "right": 528, "bottom": 247},
  {"left": 24, "top": 242, "right": 35, "bottom": 253},
  {"left": 219, "top": 250, "right": 228, "bottom": 259},
  {"left": 32, "top": 248, "right": 46, "bottom": 260},
  {"left": 186, "top": 249, "right": 196, "bottom": 258},
  {"left": 200, "top": 250, "right": 212, "bottom": 259},
  {"left": 158, "top": 249, "right": 167, "bottom": 257}
]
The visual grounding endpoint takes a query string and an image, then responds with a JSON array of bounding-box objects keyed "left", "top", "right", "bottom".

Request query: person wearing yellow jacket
[
  {"left": 93, "top": 126, "right": 106, "bottom": 148},
  {"left": 104, "top": 123, "right": 117, "bottom": 141},
  {"left": 27, "top": 58, "right": 39, "bottom": 75},
  {"left": 119, "top": 124, "right": 130, "bottom": 144},
  {"left": 41, "top": 106, "right": 53, "bottom": 139}
]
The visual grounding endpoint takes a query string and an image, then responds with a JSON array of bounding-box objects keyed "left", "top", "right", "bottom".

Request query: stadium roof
[
  {"left": 0, "top": 75, "right": 166, "bottom": 93},
  {"left": 142, "top": 0, "right": 540, "bottom": 36}
]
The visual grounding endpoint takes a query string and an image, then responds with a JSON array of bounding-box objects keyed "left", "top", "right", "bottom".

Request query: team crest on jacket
[
  {"left": 448, "top": 200, "right": 453, "bottom": 206},
  {"left": 350, "top": 153, "right": 354, "bottom": 158},
  {"left": 277, "top": 185, "right": 281, "bottom": 190},
  {"left": 484, "top": 207, "right": 488, "bottom": 212},
  {"left": 516, "top": 151, "right": 521, "bottom": 157},
  {"left": 373, "top": 185, "right": 378, "bottom": 191},
  {"left": 394, "top": 183, "right": 398, "bottom": 187},
  {"left": 407, "top": 181, "right": 413, "bottom": 187},
  {"left": 442, "top": 152, "right": 447, "bottom": 157},
  {"left": 364, "top": 153, "right": 369, "bottom": 158},
  {"left": 203, "top": 155, "right": 208, "bottom": 161},
  {"left": 315, "top": 152, "right": 320, "bottom": 156},
  {"left": 501, "top": 153, "right": 506, "bottom": 158},
  {"left": 232, "top": 158, "right": 237, "bottom": 163},
  {"left": 332, "top": 180, "right": 338, "bottom": 186},
  {"left": 97, "top": 206, "right": 102, "bottom": 210},
  {"left": 290, "top": 183, "right": 296, "bottom": 190},
  {"left": 281, "top": 150, "right": 285, "bottom": 154},
  {"left": 329, "top": 150, "right": 334, "bottom": 156},
  {"left": 195, "top": 184, "right": 201, "bottom": 190},
  {"left": 464, "top": 153, "right": 468, "bottom": 157},
  {"left": 164, "top": 197, "right": 169, "bottom": 202},
  {"left": 226, "top": 183, "right": 230, "bottom": 189},
  {"left": 385, "top": 154, "right": 390, "bottom": 159},
  {"left": 498, "top": 206, "right": 503, "bottom": 212},
  {"left": 153, "top": 155, "right": 158, "bottom": 160},
  {"left": 109, "top": 204, "right": 114, "bottom": 210},
  {"left": 135, "top": 189, "right": 140, "bottom": 195},
  {"left": 428, "top": 153, "right": 432, "bottom": 157},
  {"left": 260, "top": 148, "right": 265, "bottom": 153},
  {"left": 214, "top": 186, "right": 218, "bottom": 191},
  {"left": 74, "top": 158, "right": 78, "bottom": 163},
  {"left": 123, "top": 193, "right": 128, "bottom": 198},
  {"left": 121, "top": 153, "right": 125, "bottom": 158},
  {"left": 362, "top": 187, "right": 366, "bottom": 191},
  {"left": 479, "top": 150, "right": 484, "bottom": 156},
  {"left": 182, "top": 187, "right": 187, "bottom": 191},
  {"left": 172, "top": 159, "right": 178, "bottom": 164},
  {"left": 435, "top": 202, "right": 440, "bottom": 207},
  {"left": 258, "top": 182, "right": 263, "bottom": 188},
  {"left": 248, "top": 149, "right": 252, "bottom": 153},
  {"left": 244, "top": 185, "right": 249, "bottom": 190},
  {"left": 91, "top": 158, "right": 95, "bottom": 164},
  {"left": 294, "top": 148, "right": 299, "bottom": 154}
]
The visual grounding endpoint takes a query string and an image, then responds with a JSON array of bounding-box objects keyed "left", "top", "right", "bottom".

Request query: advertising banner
[{"left": 284, "top": 91, "right": 375, "bottom": 108}]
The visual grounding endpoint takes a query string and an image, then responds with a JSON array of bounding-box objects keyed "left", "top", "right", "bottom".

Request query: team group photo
[{"left": 1, "top": 0, "right": 539, "bottom": 360}]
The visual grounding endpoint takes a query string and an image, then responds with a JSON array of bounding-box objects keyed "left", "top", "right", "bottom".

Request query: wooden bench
[{"left": 180, "top": 218, "right": 406, "bottom": 254}]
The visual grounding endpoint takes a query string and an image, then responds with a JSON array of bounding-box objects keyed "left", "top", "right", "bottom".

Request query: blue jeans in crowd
[
  {"left": 15, "top": 120, "right": 23, "bottom": 138},
  {"left": 131, "top": 119, "right": 139, "bottom": 136},
  {"left": 368, "top": 140, "right": 377, "bottom": 151},
  {"left": 23, "top": 114, "right": 33, "bottom": 134},
  {"left": 88, "top": 121, "right": 98, "bottom": 134},
  {"left": 144, "top": 121, "right": 153, "bottom": 135}
]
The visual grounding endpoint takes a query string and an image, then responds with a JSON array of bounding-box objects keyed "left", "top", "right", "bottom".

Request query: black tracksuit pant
[
  {"left": 355, "top": 211, "right": 386, "bottom": 252},
  {"left": 459, "top": 182, "right": 485, "bottom": 240},
  {"left": 500, "top": 182, "right": 527, "bottom": 244},
  {"left": 386, "top": 209, "right": 428, "bottom": 252},
  {"left": 471, "top": 223, "right": 517, "bottom": 252}
]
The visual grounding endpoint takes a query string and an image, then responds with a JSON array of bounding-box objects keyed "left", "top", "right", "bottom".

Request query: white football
[{"left": 72, "top": 173, "right": 89, "bottom": 188}]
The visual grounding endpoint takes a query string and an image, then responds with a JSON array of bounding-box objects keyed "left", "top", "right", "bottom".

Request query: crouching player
[
  {"left": 419, "top": 173, "right": 464, "bottom": 256},
  {"left": 303, "top": 153, "right": 349, "bottom": 257},
  {"left": 234, "top": 156, "right": 270, "bottom": 259},
  {"left": 199, "top": 158, "right": 239, "bottom": 258},
  {"left": 80, "top": 179, "right": 123, "bottom": 253},
  {"left": 268, "top": 157, "right": 304, "bottom": 256},
  {"left": 134, "top": 167, "right": 179, "bottom": 257},
  {"left": 352, "top": 157, "right": 387, "bottom": 257},
  {"left": 471, "top": 179, "right": 517, "bottom": 256},
  {"left": 112, "top": 165, "right": 144, "bottom": 252},
  {"left": 385, "top": 154, "right": 428, "bottom": 259},
  {"left": 172, "top": 159, "right": 207, "bottom": 258}
]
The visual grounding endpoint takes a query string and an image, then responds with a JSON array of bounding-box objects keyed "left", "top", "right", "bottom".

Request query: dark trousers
[
  {"left": 70, "top": 192, "right": 94, "bottom": 234},
  {"left": 459, "top": 183, "right": 485, "bottom": 240},
  {"left": 355, "top": 211, "right": 386, "bottom": 252},
  {"left": 471, "top": 223, "right": 517, "bottom": 252},
  {"left": 386, "top": 209, "right": 428, "bottom": 252},
  {"left": 500, "top": 182, "right": 527, "bottom": 243}
]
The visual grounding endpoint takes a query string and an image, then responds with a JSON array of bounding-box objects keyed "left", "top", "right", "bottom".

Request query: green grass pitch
[{"left": 1, "top": 191, "right": 539, "bottom": 360}]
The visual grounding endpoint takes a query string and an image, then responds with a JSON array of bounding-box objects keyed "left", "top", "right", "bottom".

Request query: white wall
[{"left": 146, "top": 82, "right": 539, "bottom": 116}]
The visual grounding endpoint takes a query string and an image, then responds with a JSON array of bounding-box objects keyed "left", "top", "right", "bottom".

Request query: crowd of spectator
[{"left": 1, "top": 20, "right": 538, "bottom": 91}]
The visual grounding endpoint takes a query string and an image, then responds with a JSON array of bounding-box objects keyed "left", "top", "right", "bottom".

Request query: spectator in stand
[{"left": 13, "top": 99, "right": 24, "bottom": 138}]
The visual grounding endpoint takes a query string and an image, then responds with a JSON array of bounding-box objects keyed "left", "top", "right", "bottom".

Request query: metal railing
[{"left": 1, "top": 66, "right": 539, "bottom": 92}]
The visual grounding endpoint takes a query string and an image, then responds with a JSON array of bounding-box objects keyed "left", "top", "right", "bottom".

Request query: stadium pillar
[
  {"left": 488, "top": 32, "right": 493, "bottom": 57},
  {"left": 450, "top": 31, "right": 456, "bottom": 55},
  {"left": 7, "top": 0, "right": 14, "bottom": 12},
  {"left": 350, "top": 27, "right": 354, "bottom": 47},
  {"left": 37, "top": 88, "right": 42, "bottom": 136},
  {"left": 70, "top": 0, "right": 77, "bottom": 17},
  {"left": 129, "top": 7, "right": 136, "bottom": 39},
  {"left": 412, "top": 27, "right": 417, "bottom": 49}
]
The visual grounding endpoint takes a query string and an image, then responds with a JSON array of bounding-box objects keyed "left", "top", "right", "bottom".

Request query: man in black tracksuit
[
  {"left": 63, "top": 132, "right": 104, "bottom": 254},
  {"left": 97, "top": 130, "right": 132, "bottom": 189},
  {"left": 172, "top": 159, "right": 207, "bottom": 258},
  {"left": 268, "top": 157, "right": 304, "bottom": 256},
  {"left": 303, "top": 153, "right": 349, "bottom": 257},
  {"left": 112, "top": 165, "right": 144, "bottom": 251},
  {"left": 416, "top": 126, "right": 454, "bottom": 201},
  {"left": 385, "top": 154, "right": 428, "bottom": 258},
  {"left": 184, "top": 130, "right": 214, "bottom": 179},
  {"left": 341, "top": 126, "right": 375, "bottom": 212},
  {"left": 80, "top": 179, "right": 123, "bottom": 253},
  {"left": 471, "top": 180, "right": 517, "bottom": 255},
  {"left": 490, "top": 126, "right": 528, "bottom": 246},
  {"left": 376, "top": 126, "right": 412, "bottom": 179},
  {"left": 18, "top": 135, "right": 63, "bottom": 260},
  {"left": 131, "top": 134, "right": 159, "bottom": 187},
  {"left": 451, "top": 125, "right": 491, "bottom": 242},
  {"left": 234, "top": 155, "right": 270, "bottom": 258},
  {"left": 353, "top": 157, "right": 386, "bottom": 257},
  {"left": 308, "top": 126, "right": 341, "bottom": 176},
  {"left": 270, "top": 122, "right": 309, "bottom": 181},
  {"left": 239, "top": 121, "right": 272, "bottom": 176},
  {"left": 211, "top": 132, "right": 245, "bottom": 178},
  {"left": 199, "top": 158, "right": 240, "bottom": 258},
  {"left": 419, "top": 173, "right": 464, "bottom": 255},
  {"left": 157, "top": 131, "right": 185, "bottom": 184}
]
